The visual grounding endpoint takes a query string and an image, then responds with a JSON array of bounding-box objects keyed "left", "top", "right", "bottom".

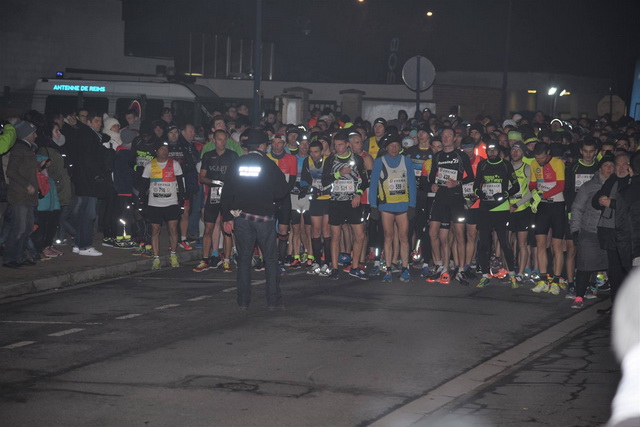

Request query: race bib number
[
  {"left": 333, "top": 179, "right": 355, "bottom": 194},
  {"left": 574, "top": 174, "right": 593, "bottom": 192},
  {"left": 483, "top": 183, "right": 502, "bottom": 197},
  {"left": 462, "top": 182, "right": 474, "bottom": 197},
  {"left": 136, "top": 157, "right": 150, "bottom": 168},
  {"left": 436, "top": 167, "right": 458, "bottom": 185},
  {"left": 414, "top": 168, "right": 422, "bottom": 177},
  {"left": 209, "top": 186, "right": 222, "bottom": 204},
  {"left": 312, "top": 179, "right": 323, "bottom": 190},
  {"left": 151, "top": 182, "right": 173, "bottom": 198},
  {"left": 388, "top": 178, "right": 407, "bottom": 195}
]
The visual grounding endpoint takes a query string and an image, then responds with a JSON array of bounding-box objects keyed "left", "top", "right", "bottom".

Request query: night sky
[{"left": 123, "top": 0, "right": 640, "bottom": 100}]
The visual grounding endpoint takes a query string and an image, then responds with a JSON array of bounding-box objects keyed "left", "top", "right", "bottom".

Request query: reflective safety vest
[
  {"left": 511, "top": 162, "right": 530, "bottom": 212},
  {"left": 377, "top": 156, "right": 409, "bottom": 204}
]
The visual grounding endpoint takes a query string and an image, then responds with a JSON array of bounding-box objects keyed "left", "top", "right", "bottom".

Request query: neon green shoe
[
  {"left": 170, "top": 254, "right": 180, "bottom": 268},
  {"left": 531, "top": 280, "right": 549, "bottom": 293},
  {"left": 476, "top": 277, "right": 491, "bottom": 288},
  {"left": 151, "top": 258, "right": 161, "bottom": 270},
  {"left": 548, "top": 282, "right": 560, "bottom": 296},
  {"left": 509, "top": 275, "right": 520, "bottom": 289}
]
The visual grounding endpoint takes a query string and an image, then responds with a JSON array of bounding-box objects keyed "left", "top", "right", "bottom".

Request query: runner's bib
[
  {"left": 462, "top": 182, "right": 474, "bottom": 197},
  {"left": 333, "top": 179, "right": 355, "bottom": 195},
  {"left": 483, "top": 183, "right": 502, "bottom": 197},
  {"left": 574, "top": 173, "right": 593, "bottom": 192},
  {"left": 436, "top": 167, "right": 458, "bottom": 185},
  {"left": 209, "top": 186, "right": 222, "bottom": 204}
]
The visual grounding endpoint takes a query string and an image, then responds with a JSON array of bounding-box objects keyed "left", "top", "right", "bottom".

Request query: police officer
[{"left": 221, "top": 129, "right": 290, "bottom": 311}]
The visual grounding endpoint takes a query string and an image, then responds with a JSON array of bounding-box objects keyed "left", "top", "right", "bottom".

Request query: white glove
[{"left": 633, "top": 257, "right": 640, "bottom": 267}]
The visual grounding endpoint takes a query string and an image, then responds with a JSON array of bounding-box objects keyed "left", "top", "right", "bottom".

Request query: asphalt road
[{"left": 0, "top": 264, "right": 620, "bottom": 426}]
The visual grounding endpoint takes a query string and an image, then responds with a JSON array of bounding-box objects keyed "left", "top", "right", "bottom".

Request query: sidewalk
[{"left": 0, "top": 235, "right": 202, "bottom": 300}]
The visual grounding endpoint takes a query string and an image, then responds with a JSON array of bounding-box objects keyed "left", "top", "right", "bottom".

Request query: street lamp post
[{"left": 251, "top": 0, "right": 263, "bottom": 126}]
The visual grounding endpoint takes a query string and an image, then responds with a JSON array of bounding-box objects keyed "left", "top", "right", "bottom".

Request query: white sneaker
[
  {"left": 72, "top": 246, "right": 80, "bottom": 254},
  {"left": 307, "top": 263, "right": 321, "bottom": 275},
  {"left": 78, "top": 247, "right": 103, "bottom": 257},
  {"left": 318, "top": 264, "right": 331, "bottom": 276}
]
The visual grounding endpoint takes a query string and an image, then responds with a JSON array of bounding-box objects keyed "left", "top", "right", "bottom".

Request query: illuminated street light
[
  {"left": 548, "top": 87, "right": 557, "bottom": 96},
  {"left": 426, "top": 11, "right": 433, "bottom": 16},
  {"left": 559, "top": 89, "right": 570, "bottom": 96}
]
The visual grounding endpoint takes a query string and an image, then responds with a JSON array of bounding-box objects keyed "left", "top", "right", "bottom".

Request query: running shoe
[
  {"left": 571, "top": 296, "right": 584, "bottom": 309},
  {"left": 548, "top": 282, "right": 560, "bottom": 296},
  {"left": 584, "top": 286, "right": 598, "bottom": 299},
  {"left": 279, "top": 263, "right": 287, "bottom": 276},
  {"left": 489, "top": 268, "right": 508, "bottom": 279},
  {"left": 420, "top": 265, "right": 430, "bottom": 278},
  {"left": 307, "top": 263, "right": 321, "bottom": 275},
  {"left": 290, "top": 258, "right": 303, "bottom": 269},
  {"left": 462, "top": 268, "right": 477, "bottom": 280},
  {"left": 565, "top": 287, "right": 577, "bottom": 300},
  {"left": 438, "top": 272, "right": 451, "bottom": 285},
  {"left": 223, "top": 261, "right": 232, "bottom": 273},
  {"left": 382, "top": 271, "right": 393, "bottom": 282},
  {"left": 515, "top": 274, "right": 525, "bottom": 285},
  {"left": 179, "top": 240, "right": 193, "bottom": 251},
  {"left": 132, "top": 243, "right": 146, "bottom": 256},
  {"left": 193, "top": 260, "right": 210, "bottom": 272},
  {"left": 370, "top": 265, "right": 381, "bottom": 277},
  {"left": 476, "top": 276, "right": 491, "bottom": 288},
  {"left": 102, "top": 238, "right": 117, "bottom": 248},
  {"left": 531, "top": 280, "right": 549, "bottom": 293},
  {"left": 338, "top": 253, "right": 352, "bottom": 265},
  {"left": 399, "top": 268, "right": 412, "bottom": 282},
  {"left": 170, "top": 254, "right": 180, "bottom": 268},
  {"left": 425, "top": 265, "right": 445, "bottom": 283},
  {"left": 455, "top": 269, "right": 469, "bottom": 286},
  {"left": 391, "top": 263, "right": 402, "bottom": 273},
  {"left": 319, "top": 264, "right": 332, "bottom": 276},
  {"left": 49, "top": 246, "right": 64, "bottom": 257},
  {"left": 152, "top": 258, "right": 161, "bottom": 270},
  {"left": 43, "top": 246, "right": 60, "bottom": 258},
  {"left": 509, "top": 275, "right": 519, "bottom": 289},
  {"left": 254, "top": 258, "right": 265, "bottom": 271},
  {"left": 349, "top": 268, "right": 369, "bottom": 280},
  {"left": 305, "top": 258, "right": 315, "bottom": 267},
  {"left": 328, "top": 268, "right": 340, "bottom": 280},
  {"left": 284, "top": 255, "right": 294, "bottom": 267},
  {"left": 558, "top": 277, "right": 567, "bottom": 291}
]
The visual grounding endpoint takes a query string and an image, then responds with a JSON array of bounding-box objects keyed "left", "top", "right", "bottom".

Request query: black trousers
[{"left": 607, "top": 246, "right": 632, "bottom": 303}]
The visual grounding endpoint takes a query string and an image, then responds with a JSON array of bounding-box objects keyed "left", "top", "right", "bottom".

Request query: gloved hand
[
  {"left": 370, "top": 207, "right": 380, "bottom": 221},
  {"left": 493, "top": 192, "right": 508, "bottom": 202},
  {"left": 572, "top": 231, "right": 579, "bottom": 245}
]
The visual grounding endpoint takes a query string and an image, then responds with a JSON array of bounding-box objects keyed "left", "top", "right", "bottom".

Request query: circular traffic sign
[{"left": 402, "top": 56, "right": 436, "bottom": 92}]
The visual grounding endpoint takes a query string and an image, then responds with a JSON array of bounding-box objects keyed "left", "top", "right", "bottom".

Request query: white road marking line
[
  {"left": 0, "top": 320, "right": 102, "bottom": 325},
  {"left": 2, "top": 341, "right": 36, "bottom": 349},
  {"left": 187, "top": 295, "right": 213, "bottom": 301},
  {"left": 222, "top": 287, "right": 236, "bottom": 293},
  {"left": 154, "top": 304, "right": 181, "bottom": 310},
  {"left": 48, "top": 328, "right": 85, "bottom": 337},
  {"left": 115, "top": 313, "right": 142, "bottom": 320}
]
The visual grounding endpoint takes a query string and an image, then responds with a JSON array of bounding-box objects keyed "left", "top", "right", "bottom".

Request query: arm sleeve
[
  {"left": 428, "top": 152, "right": 438, "bottom": 185},
  {"left": 472, "top": 161, "right": 484, "bottom": 195},
  {"left": 460, "top": 153, "right": 475, "bottom": 185},
  {"left": 356, "top": 155, "right": 369, "bottom": 193},
  {"left": 515, "top": 164, "right": 533, "bottom": 208},
  {"left": 368, "top": 158, "right": 382, "bottom": 208},
  {"left": 321, "top": 155, "right": 335, "bottom": 187},
  {"left": 541, "top": 159, "right": 565, "bottom": 199},
  {"left": 271, "top": 160, "right": 291, "bottom": 201},
  {"left": 300, "top": 161, "right": 311, "bottom": 188}
]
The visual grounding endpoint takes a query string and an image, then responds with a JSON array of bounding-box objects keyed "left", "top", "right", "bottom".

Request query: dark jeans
[
  {"left": 101, "top": 191, "right": 119, "bottom": 239},
  {"left": 74, "top": 196, "right": 97, "bottom": 249},
  {"left": 234, "top": 216, "right": 281, "bottom": 307},
  {"left": 57, "top": 201, "right": 76, "bottom": 241},
  {"left": 3, "top": 204, "right": 34, "bottom": 263}
]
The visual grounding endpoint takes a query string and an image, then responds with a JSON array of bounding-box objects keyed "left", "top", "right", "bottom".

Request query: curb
[{"left": 0, "top": 249, "right": 203, "bottom": 300}]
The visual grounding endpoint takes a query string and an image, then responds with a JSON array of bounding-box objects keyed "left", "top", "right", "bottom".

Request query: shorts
[
  {"left": 509, "top": 208, "right": 534, "bottom": 232},
  {"left": 478, "top": 210, "right": 510, "bottom": 232},
  {"left": 309, "top": 198, "right": 330, "bottom": 217},
  {"left": 203, "top": 202, "right": 221, "bottom": 224},
  {"left": 290, "top": 194, "right": 311, "bottom": 225},
  {"left": 564, "top": 216, "right": 572, "bottom": 240},
  {"left": 464, "top": 208, "right": 480, "bottom": 225},
  {"left": 146, "top": 205, "right": 181, "bottom": 225},
  {"left": 429, "top": 192, "right": 466, "bottom": 224},
  {"left": 534, "top": 202, "right": 565, "bottom": 239},
  {"left": 274, "top": 196, "right": 292, "bottom": 226},
  {"left": 329, "top": 200, "right": 365, "bottom": 226}
]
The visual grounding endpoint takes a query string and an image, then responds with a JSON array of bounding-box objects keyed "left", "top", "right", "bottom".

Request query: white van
[{"left": 31, "top": 78, "right": 222, "bottom": 127}]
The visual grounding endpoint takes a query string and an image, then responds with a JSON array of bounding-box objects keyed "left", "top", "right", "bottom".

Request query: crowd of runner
[{"left": 2, "top": 104, "right": 639, "bottom": 311}]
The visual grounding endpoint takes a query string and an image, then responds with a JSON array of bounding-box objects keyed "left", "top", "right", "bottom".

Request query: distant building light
[
  {"left": 184, "top": 73, "right": 203, "bottom": 77},
  {"left": 426, "top": 11, "right": 433, "bottom": 17},
  {"left": 55, "top": 71, "right": 64, "bottom": 79},
  {"left": 560, "top": 90, "right": 570, "bottom": 96},
  {"left": 527, "top": 90, "right": 537, "bottom": 94}
]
